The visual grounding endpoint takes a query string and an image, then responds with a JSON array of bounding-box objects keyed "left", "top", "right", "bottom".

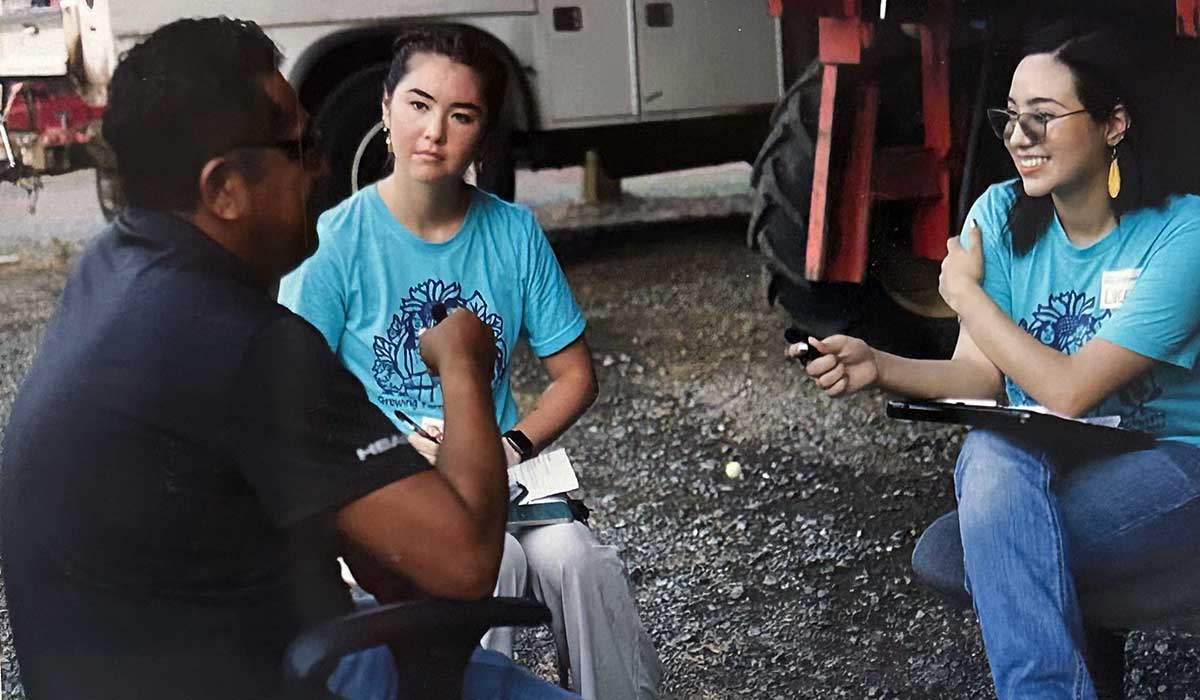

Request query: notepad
[{"left": 509, "top": 449, "right": 579, "bottom": 504}]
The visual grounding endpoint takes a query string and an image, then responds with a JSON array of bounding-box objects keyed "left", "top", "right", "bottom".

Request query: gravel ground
[{"left": 3, "top": 198, "right": 1200, "bottom": 698}]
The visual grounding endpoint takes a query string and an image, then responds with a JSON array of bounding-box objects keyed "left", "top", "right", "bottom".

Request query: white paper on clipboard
[{"left": 509, "top": 449, "right": 579, "bottom": 504}]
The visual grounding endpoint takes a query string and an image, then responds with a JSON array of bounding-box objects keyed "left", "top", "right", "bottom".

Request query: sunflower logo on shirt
[
  {"left": 371, "top": 279, "right": 508, "bottom": 407},
  {"left": 1018, "top": 290, "right": 1111, "bottom": 354},
  {"left": 1012, "top": 289, "right": 1164, "bottom": 434},
  {"left": 1006, "top": 289, "right": 1111, "bottom": 409}
]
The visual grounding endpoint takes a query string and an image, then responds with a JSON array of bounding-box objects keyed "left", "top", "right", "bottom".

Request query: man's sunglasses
[
  {"left": 986, "top": 108, "right": 1089, "bottom": 145},
  {"left": 233, "top": 124, "right": 324, "bottom": 168}
]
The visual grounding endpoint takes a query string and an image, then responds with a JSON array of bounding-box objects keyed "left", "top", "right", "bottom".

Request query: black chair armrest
[{"left": 284, "top": 596, "right": 551, "bottom": 700}]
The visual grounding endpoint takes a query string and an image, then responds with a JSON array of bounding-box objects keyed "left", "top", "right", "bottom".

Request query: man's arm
[
  {"left": 335, "top": 310, "right": 507, "bottom": 599},
  {"left": 231, "top": 310, "right": 508, "bottom": 601}
]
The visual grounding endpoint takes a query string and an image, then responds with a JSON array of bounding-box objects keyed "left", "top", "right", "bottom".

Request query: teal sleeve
[
  {"left": 1097, "top": 213, "right": 1200, "bottom": 369},
  {"left": 962, "top": 184, "right": 1016, "bottom": 319},
  {"left": 521, "top": 215, "right": 586, "bottom": 357},
  {"left": 277, "top": 220, "right": 349, "bottom": 353}
]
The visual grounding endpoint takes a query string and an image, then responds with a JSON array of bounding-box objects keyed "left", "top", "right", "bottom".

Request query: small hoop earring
[{"left": 1107, "top": 147, "right": 1121, "bottom": 199}]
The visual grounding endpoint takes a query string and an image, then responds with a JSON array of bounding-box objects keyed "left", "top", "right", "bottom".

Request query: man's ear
[
  {"left": 197, "top": 157, "right": 251, "bottom": 221},
  {"left": 1107, "top": 104, "right": 1131, "bottom": 147}
]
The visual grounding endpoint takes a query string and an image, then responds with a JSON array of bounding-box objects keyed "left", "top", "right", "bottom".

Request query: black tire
[
  {"left": 312, "top": 64, "right": 391, "bottom": 214},
  {"left": 312, "top": 64, "right": 518, "bottom": 212},
  {"left": 766, "top": 271, "right": 868, "bottom": 341},
  {"left": 748, "top": 60, "right": 865, "bottom": 337},
  {"left": 748, "top": 61, "right": 955, "bottom": 357},
  {"left": 475, "top": 122, "right": 516, "bottom": 201}
]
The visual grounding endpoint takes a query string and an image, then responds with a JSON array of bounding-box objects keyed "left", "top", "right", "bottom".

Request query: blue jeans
[
  {"left": 328, "top": 645, "right": 580, "bottom": 700},
  {"left": 952, "top": 429, "right": 1200, "bottom": 700}
]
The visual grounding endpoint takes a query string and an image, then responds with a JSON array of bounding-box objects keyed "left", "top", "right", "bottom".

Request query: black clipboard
[
  {"left": 885, "top": 399, "right": 1157, "bottom": 452},
  {"left": 507, "top": 500, "right": 575, "bottom": 529}
]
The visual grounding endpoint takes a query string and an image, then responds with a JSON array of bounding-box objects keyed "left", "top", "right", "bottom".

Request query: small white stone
[{"left": 724, "top": 461, "right": 743, "bottom": 480}]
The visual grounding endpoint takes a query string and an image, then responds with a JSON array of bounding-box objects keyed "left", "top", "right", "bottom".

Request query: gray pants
[{"left": 482, "top": 522, "right": 662, "bottom": 700}]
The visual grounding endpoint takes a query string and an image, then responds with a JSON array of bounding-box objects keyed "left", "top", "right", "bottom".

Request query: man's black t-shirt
[{"left": 0, "top": 210, "right": 429, "bottom": 699}]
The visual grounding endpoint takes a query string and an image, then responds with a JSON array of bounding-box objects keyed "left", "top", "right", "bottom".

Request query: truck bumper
[{"left": 1, "top": 79, "right": 106, "bottom": 182}]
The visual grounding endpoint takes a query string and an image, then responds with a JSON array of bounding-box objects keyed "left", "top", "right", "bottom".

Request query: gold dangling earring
[{"left": 1107, "top": 147, "right": 1121, "bottom": 199}]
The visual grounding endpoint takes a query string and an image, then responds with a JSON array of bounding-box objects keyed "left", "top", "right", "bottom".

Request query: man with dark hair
[
  {"left": 0, "top": 17, "right": 577, "bottom": 700},
  {"left": 101, "top": 17, "right": 288, "bottom": 212}
]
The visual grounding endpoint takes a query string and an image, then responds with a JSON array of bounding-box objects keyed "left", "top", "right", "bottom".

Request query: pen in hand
[
  {"left": 784, "top": 327, "right": 823, "bottom": 366},
  {"left": 393, "top": 409, "right": 442, "bottom": 444},
  {"left": 416, "top": 303, "right": 449, "bottom": 339},
  {"left": 431, "top": 302, "right": 448, "bottom": 323}
]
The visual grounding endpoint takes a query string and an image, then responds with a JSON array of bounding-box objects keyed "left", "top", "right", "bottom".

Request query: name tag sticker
[{"left": 1100, "top": 268, "right": 1141, "bottom": 309}]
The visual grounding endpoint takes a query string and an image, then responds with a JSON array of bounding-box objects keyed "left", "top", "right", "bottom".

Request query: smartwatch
[{"left": 502, "top": 429, "right": 534, "bottom": 461}]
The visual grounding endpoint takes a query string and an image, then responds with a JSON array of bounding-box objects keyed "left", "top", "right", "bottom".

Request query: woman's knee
[
  {"left": 954, "top": 429, "right": 1050, "bottom": 530},
  {"left": 911, "top": 511, "right": 969, "bottom": 602},
  {"left": 955, "top": 429, "right": 1044, "bottom": 492},
  {"left": 521, "top": 522, "right": 623, "bottom": 585},
  {"left": 495, "top": 532, "right": 529, "bottom": 595}
]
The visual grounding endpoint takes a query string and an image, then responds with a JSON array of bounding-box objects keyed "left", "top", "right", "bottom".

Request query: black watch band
[{"left": 502, "top": 429, "right": 534, "bottom": 461}]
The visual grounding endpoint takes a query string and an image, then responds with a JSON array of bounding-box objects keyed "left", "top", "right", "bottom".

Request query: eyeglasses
[
  {"left": 986, "top": 108, "right": 1089, "bottom": 145},
  {"left": 233, "top": 123, "right": 324, "bottom": 169}
]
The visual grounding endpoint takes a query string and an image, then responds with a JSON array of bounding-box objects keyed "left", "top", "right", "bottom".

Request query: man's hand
[
  {"left": 939, "top": 220, "right": 985, "bottom": 314},
  {"left": 418, "top": 309, "right": 496, "bottom": 381},
  {"left": 803, "top": 335, "right": 879, "bottom": 397}
]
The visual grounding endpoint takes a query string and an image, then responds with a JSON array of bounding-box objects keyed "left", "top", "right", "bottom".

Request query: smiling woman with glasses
[
  {"left": 985, "top": 107, "right": 1089, "bottom": 145},
  {"left": 790, "top": 19, "right": 1200, "bottom": 700}
]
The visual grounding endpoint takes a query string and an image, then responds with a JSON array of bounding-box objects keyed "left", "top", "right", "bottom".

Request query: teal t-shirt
[
  {"left": 279, "top": 185, "right": 586, "bottom": 432},
  {"left": 967, "top": 180, "right": 1200, "bottom": 444}
]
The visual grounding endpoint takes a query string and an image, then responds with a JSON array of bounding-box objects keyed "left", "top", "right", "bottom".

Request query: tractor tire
[
  {"left": 748, "top": 61, "right": 955, "bottom": 357},
  {"left": 747, "top": 60, "right": 867, "bottom": 338}
]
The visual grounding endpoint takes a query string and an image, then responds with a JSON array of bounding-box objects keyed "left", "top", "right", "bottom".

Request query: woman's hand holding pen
[
  {"left": 405, "top": 422, "right": 443, "bottom": 465},
  {"left": 799, "top": 335, "right": 879, "bottom": 398},
  {"left": 406, "top": 425, "right": 523, "bottom": 468},
  {"left": 939, "top": 219, "right": 985, "bottom": 315}
]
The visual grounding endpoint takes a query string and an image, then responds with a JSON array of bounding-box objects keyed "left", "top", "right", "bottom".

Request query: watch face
[{"left": 504, "top": 430, "right": 533, "bottom": 458}]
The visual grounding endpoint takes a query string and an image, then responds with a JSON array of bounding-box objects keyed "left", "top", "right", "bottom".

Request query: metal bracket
[
  {"left": 1, "top": 121, "right": 17, "bottom": 171},
  {"left": 1179, "top": 0, "right": 1200, "bottom": 37}
]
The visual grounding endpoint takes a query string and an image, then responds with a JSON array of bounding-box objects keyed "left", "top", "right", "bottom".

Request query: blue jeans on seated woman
[
  {"left": 954, "top": 429, "right": 1200, "bottom": 700},
  {"left": 328, "top": 644, "right": 580, "bottom": 700}
]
